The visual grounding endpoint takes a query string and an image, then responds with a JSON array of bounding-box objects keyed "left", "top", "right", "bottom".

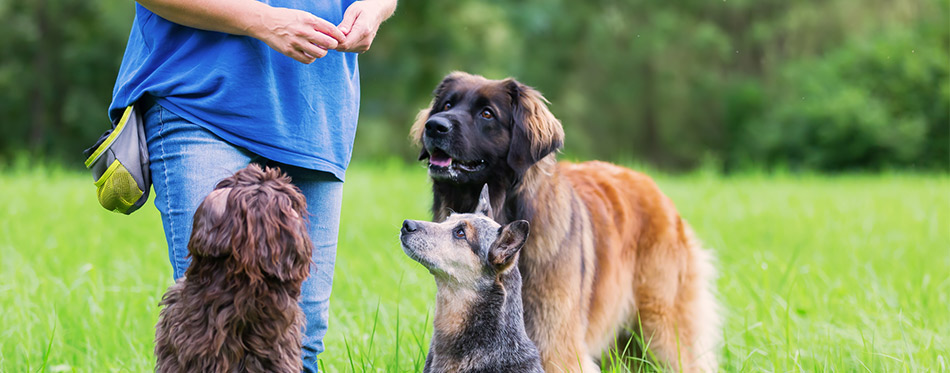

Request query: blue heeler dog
[{"left": 400, "top": 185, "right": 543, "bottom": 373}]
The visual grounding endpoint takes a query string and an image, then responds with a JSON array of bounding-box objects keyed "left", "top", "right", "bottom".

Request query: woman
[{"left": 109, "top": 0, "right": 396, "bottom": 370}]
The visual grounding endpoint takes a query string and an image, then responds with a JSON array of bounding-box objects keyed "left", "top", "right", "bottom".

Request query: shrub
[{"left": 741, "top": 25, "right": 949, "bottom": 171}]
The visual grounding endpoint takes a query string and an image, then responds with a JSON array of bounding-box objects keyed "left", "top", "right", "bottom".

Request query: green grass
[{"left": 1, "top": 162, "right": 947, "bottom": 372}]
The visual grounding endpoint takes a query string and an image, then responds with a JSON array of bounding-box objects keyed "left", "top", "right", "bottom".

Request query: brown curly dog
[{"left": 154, "top": 164, "right": 313, "bottom": 373}]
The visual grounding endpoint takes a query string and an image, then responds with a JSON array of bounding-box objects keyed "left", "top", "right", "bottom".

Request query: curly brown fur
[
  {"left": 154, "top": 164, "right": 313, "bottom": 373},
  {"left": 411, "top": 72, "right": 720, "bottom": 372}
]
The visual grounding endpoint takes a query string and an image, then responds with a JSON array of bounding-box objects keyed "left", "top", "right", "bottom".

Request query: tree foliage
[
  {"left": 0, "top": 0, "right": 132, "bottom": 162},
  {"left": 744, "top": 24, "right": 949, "bottom": 171},
  {"left": 0, "top": 0, "right": 946, "bottom": 171}
]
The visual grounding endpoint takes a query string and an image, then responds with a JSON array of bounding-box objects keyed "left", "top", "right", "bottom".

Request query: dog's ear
[
  {"left": 474, "top": 184, "right": 493, "bottom": 217},
  {"left": 489, "top": 220, "right": 529, "bottom": 272},
  {"left": 246, "top": 181, "right": 313, "bottom": 283},
  {"left": 187, "top": 188, "right": 234, "bottom": 258},
  {"left": 409, "top": 105, "right": 432, "bottom": 161},
  {"left": 505, "top": 79, "right": 565, "bottom": 176}
]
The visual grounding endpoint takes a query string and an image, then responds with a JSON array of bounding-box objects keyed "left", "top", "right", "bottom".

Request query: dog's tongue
[{"left": 430, "top": 153, "right": 452, "bottom": 167}]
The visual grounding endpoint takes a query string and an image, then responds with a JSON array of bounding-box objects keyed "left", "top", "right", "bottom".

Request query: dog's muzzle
[
  {"left": 401, "top": 220, "right": 420, "bottom": 235},
  {"left": 425, "top": 116, "right": 453, "bottom": 138}
]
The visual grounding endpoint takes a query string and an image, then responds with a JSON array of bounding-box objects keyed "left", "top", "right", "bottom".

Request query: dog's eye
[
  {"left": 443, "top": 101, "right": 453, "bottom": 111},
  {"left": 453, "top": 227, "right": 466, "bottom": 239},
  {"left": 480, "top": 109, "right": 494, "bottom": 120}
]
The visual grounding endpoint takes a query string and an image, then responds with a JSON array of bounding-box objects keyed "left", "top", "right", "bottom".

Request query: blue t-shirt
[{"left": 110, "top": 1, "right": 359, "bottom": 181}]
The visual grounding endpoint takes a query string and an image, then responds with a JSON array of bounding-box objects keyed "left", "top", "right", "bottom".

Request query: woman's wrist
[
  {"left": 366, "top": 0, "right": 397, "bottom": 20},
  {"left": 235, "top": 1, "right": 276, "bottom": 39}
]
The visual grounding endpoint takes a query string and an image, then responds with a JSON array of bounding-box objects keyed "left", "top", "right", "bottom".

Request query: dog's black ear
[
  {"left": 505, "top": 79, "right": 565, "bottom": 176},
  {"left": 474, "top": 184, "right": 493, "bottom": 217},
  {"left": 187, "top": 188, "right": 234, "bottom": 258},
  {"left": 489, "top": 220, "right": 529, "bottom": 272}
]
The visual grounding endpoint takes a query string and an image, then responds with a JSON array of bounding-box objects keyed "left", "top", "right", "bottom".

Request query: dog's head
[
  {"left": 410, "top": 72, "right": 564, "bottom": 186},
  {"left": 399, "top": 185, "right": 529, "bottom": 285},
  {"left": 187, "top": 164, "right": 312, "bottom": 284}
]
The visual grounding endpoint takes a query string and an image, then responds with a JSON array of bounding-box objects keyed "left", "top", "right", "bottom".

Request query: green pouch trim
[
  {"left": 93, "top": 159, "right": 144, "bottom": 214},
  {"left": 85, "top": 105, "right": 133, "bottom": 168}
]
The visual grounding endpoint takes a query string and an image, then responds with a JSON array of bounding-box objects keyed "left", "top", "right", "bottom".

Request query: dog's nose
[
  {"left": 402, "top": 220, "right": 419, "bottom": 234},
  {"left": 425, "top": 117, "right": 453, "bottom": 136}
]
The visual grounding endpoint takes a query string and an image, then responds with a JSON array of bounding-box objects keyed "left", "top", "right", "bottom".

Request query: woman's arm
[{"left": 137, "top": 0, "right": 346, "bottom": 64}]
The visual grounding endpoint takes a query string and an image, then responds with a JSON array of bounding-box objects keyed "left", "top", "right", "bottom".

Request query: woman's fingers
[
  {"left": 293, "top": 51, "right": 317, "bottom": 64},
  {"left": 304, "top": 28, "right": 339, "bottom": 51},
  {"left": 337, "top": 4, "right": 362, "bottom": 35},
  {"left": 296, "top": 40, "right": 328, "bottom": 60},
  {"left": 253, "top": 7, "right": 350, "bottom": 63},
  {"left": 309, "top": 16, "right": 346, "bottom": 44},
  {"left": 334, "top": 0, "right": 392, "bottom": 53},
  {"left": 338, "top": 21, "right": 376, "bottom": 52}
]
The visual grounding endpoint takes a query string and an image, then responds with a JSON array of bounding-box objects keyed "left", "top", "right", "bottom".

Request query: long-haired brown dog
[
  {"left": 411, "top": 72, "right": 720, "bottom": 372},
  {"left": 154, "top": 164, "right": 313, "bottom": 373}
]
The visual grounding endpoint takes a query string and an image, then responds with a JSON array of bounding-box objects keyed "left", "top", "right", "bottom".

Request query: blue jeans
[{"left": 143, "top": 100, "right": 341, "bottom": 372}]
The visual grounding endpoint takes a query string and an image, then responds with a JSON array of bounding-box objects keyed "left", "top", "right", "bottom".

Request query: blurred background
[
  {"left": 1, "top": 1, "right": 948, "bottom": 371},
  {"left": 1, "top": 0, "right": 947, "bottom": 172}
]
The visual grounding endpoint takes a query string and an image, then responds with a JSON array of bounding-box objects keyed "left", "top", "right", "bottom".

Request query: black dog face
[{"left": 411, "top": 72, "right": 565, "bottom": 186}]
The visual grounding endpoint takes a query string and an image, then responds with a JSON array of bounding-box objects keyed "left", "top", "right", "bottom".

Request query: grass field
[{"left": 1, "top": 162, "right": 948, "bottom": 372}]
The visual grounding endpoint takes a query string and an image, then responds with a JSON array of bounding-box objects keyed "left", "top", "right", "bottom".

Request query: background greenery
[
  {"left": 0, "top": 0, "right": 947, "bottom": 171},
  {"left": 1, "top": 163, "right": 947, "bottom": 371},
  {"left": 1, "top": 0, "right": 948, "bottom": 371}
]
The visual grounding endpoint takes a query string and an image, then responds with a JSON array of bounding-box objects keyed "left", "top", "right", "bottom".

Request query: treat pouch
[{"left": 83, "top": 105, "right": 151, "bottom": 214}]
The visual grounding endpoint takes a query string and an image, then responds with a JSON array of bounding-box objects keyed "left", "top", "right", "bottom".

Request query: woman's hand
[
  {"left": 249, "top": 7, "right": 347, "bottom": 63},
  {"left": 335, "top": 0, "right": 397, "bottom": 53}
]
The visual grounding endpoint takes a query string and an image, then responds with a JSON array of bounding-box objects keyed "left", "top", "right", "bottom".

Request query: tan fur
[
  {"left": 412, "top": 73, "right": 720, "bottom": 372},
  {"left": 565, "top": 162, "right": 720, "bottom": 372},
  {"left": 409, "top": 105, "right": 432, "bottom": 147},
  {"left": 432, "top": 283, "right": 479, "bottom": 337},
  {"left": 522, "top": 160, "right": 720, "bottom": 372}
]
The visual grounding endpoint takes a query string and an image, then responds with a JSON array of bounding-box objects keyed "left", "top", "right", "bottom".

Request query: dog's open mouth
[{"left": 426, "top": 148, "right": 486, "bottom": 173}]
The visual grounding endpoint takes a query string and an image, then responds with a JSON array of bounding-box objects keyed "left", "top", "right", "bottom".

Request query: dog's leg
[
  {"left": 535, "top": 339, "right": 599, "bottom": 373},
  {"left": 527, "top": 307, "right": 599, "bottom": 373},
  {"left": 524, "top": 286, "right": 599, "bottom": 373},
  {"left": 630, "top": 240, "right": 693, "bottom": 372},
  {"left": 632, "top": 295, "right": 684, "bottom": 371},
  {"left": 632, "top": 237, "right": 719, "bottom": 373}
]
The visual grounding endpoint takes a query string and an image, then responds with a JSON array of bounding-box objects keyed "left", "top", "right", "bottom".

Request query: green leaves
[{"left": 1, "top": 0, "right": 946, "bottom": 172}]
